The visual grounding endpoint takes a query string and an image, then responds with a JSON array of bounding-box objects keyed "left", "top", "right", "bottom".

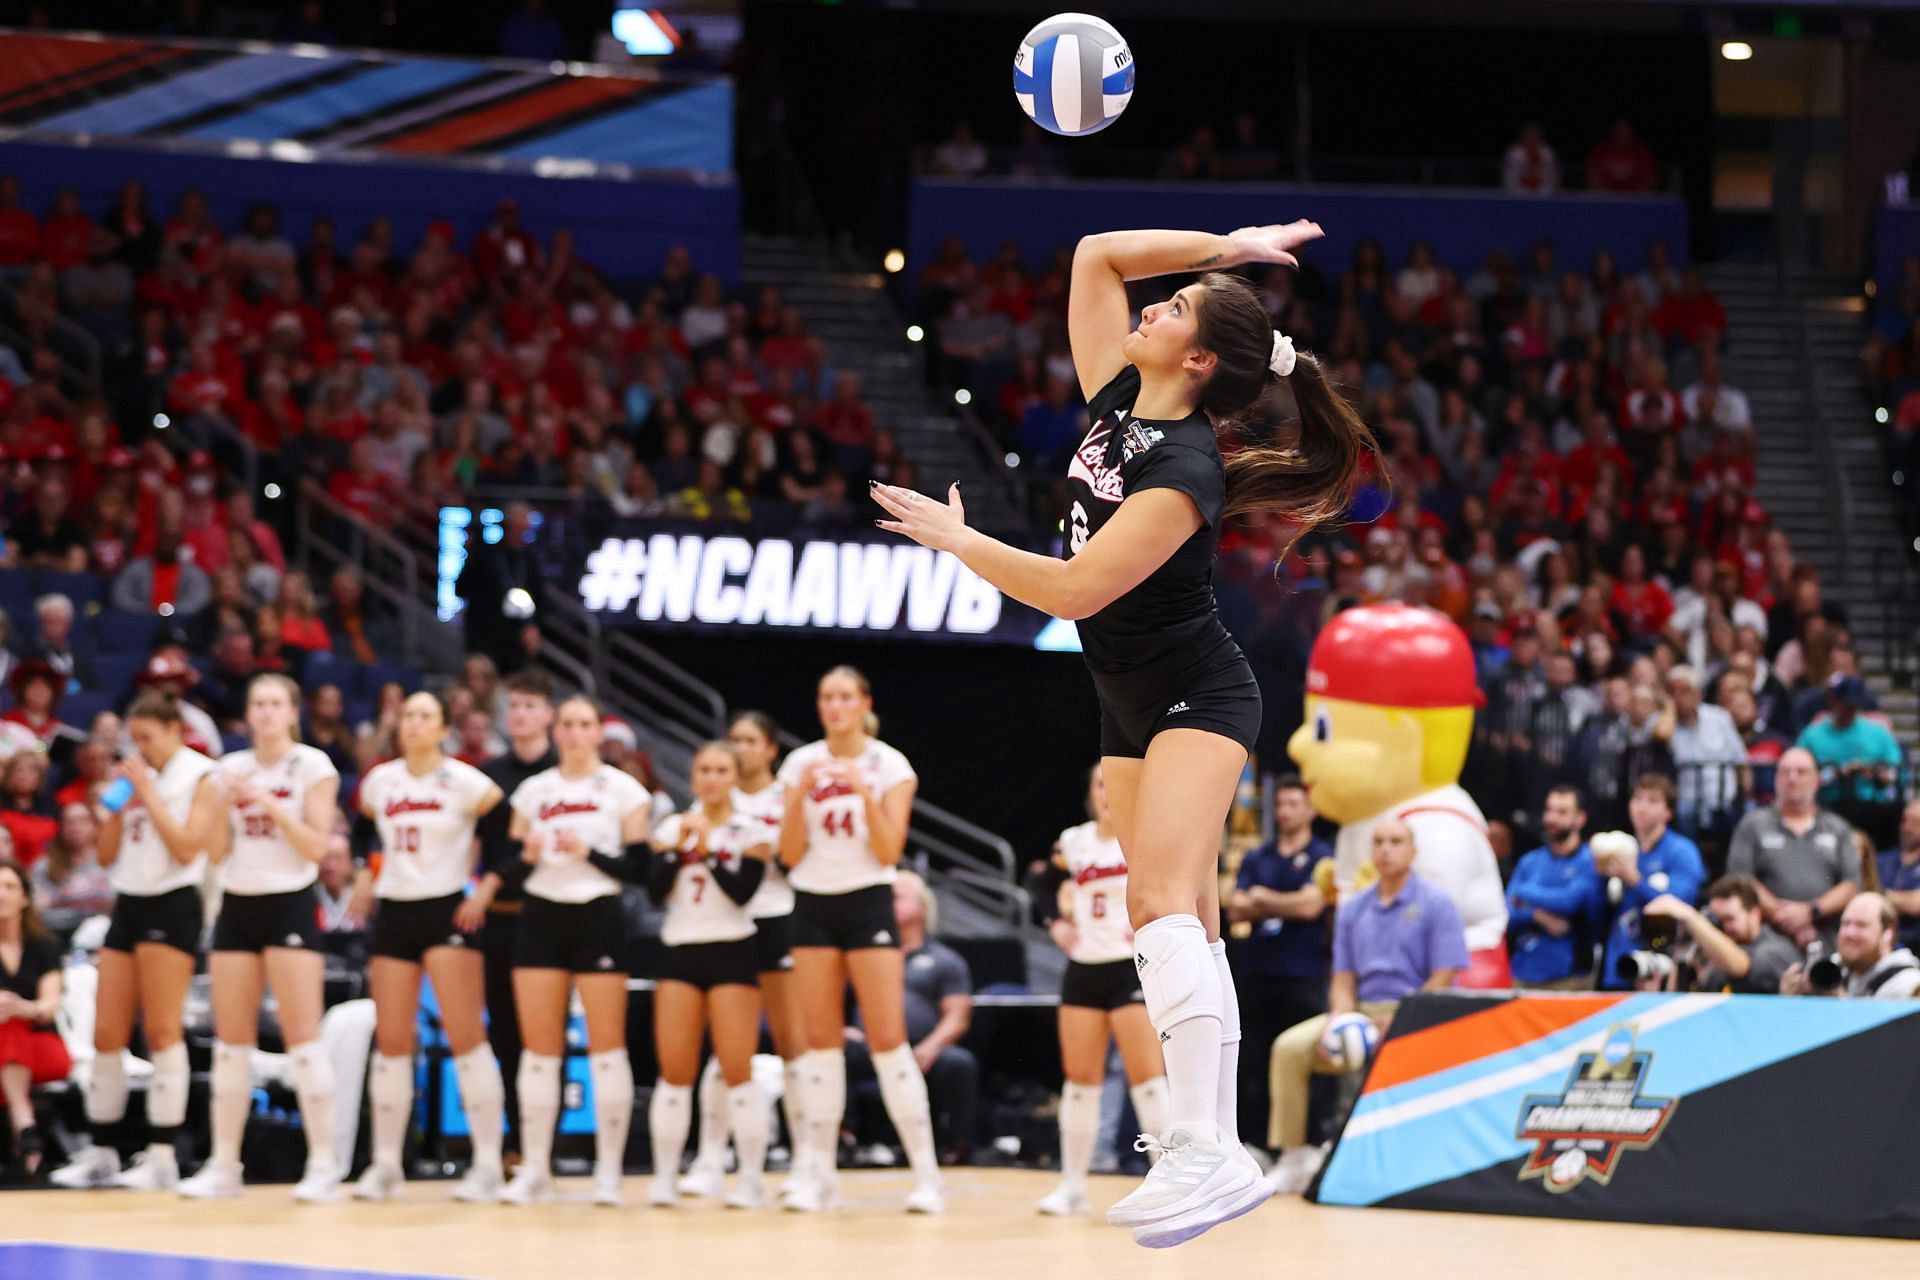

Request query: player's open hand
[
  {"left": 1227, "top": 220, "right": 1324, "bottom": 269},
  {"left": 873, "top": 481, "right": 967, "bottom": 554}
]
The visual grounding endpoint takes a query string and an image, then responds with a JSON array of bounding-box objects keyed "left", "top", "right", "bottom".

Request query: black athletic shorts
[
  {"left": 515, "top": 894, "right": 629, "bottom": 975},
  {"left": 1093, "top": 653, "right": 1262, "bottom": 759},
  {"left": 791, "top": 885, "right": 898, "bottom": 951},
  {"left": 103, "top": 887, "right": 203, "bottom": 957},
  {"left": 372, "top": 893, "right": 475, "bottom": 963},
  {"left": 1060, "top": 958, "right": 1145, "bottom": 1011},
  {"left": 752, "top": 912, "right": 796, "bottom": 974},
  {"left": 212, "top": 887, "right": 323, "bottom": 954},
  {"left": 660, "top": 937, "right": 761, "bottom": 991}
]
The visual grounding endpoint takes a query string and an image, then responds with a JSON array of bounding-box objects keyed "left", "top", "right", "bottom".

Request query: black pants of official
[
  {"left": 480, "top": 910, "right": 523, "bottom": 1154},
  {"left": 845, "top": 1040, "right": 980, "bottom": 1162},
  {"left": 1233, "top": 971, "right": 1328, "bottom": 1151}
]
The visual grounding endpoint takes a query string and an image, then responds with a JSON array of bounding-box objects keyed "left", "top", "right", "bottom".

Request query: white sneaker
[
  {"left": 592, "top": 1167, "right": 627, "bottom": 1208},
  {"left": 647, "top": 1176, "right": 677, "bottom": 1208},
  {"left": 452, "top": 1164, "right": 505, "bottom": 1203},
  {"left": 1036, "top": 1182, "right": 1090, "bottom": 1216},
  {"left": 903, "top": 1179, "right": 946, "bottom": 1215},
  {"left": 498, "top": 1166, "right": 555, "bottom": 1205},
  {"left": 678, "top": 1160, "right": 726, "bottom": 1199},
  {"left": 1265, "top": 1143, "right": 1329, "bottom": 1197},
  {"left": 293, "top": 1160, "right": 343, "bottom": 1204},
  {"left": 352, "top": 1163, "right": 404, "bottom": 1202},
  {"left": 50, "top": 1145, "right": 122, "bottom": 1189},
  {"left": 1131, "top": 1142, "right": 1273, "bottom": 1249},
  {"left": 780, "top": 1171, "right": 835, "bottom": 1214},
  {"left": 112, "top": 1147, "right": 178, "bottom": 1191},
  {"left": 1104, "top": 1129, "right": 1258, "bottom": 1230},
  {"left": 178, "top": 1159, "right": 245, "bottom": 1200},
  {"left": 724, "top": 1177, "right": 766, "bottom": 1210}
]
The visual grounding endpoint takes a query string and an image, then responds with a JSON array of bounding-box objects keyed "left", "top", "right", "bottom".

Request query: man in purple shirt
[{"left": 1265, "top": 817, "right": 1468, "bottom": 1194}]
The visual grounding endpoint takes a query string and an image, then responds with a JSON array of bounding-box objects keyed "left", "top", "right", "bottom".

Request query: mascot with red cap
[{"left": 1287, "top": 603, "right": 1511, "bottom": 988}]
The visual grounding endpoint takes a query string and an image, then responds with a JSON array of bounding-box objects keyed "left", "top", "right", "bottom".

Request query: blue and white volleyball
[
  {"left": 1012, "top": 13, "right": 1134, "bottom": 137},
  {"left": 1320, "top": 1013, "right": 1382, "bottom": 1074}
]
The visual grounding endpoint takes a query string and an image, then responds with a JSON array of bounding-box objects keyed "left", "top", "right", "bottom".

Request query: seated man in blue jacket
[
  {"left": 1507, "top": 785, "right": 1600, "bottom": 989},
  {"left": 1594, "top": 773, "right": 1707, "bottom": 990}
]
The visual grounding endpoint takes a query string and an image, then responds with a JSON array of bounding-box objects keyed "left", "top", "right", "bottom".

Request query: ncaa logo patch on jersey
[{"left": 1120, "top": 420, "right": 1164, "bottom": 462}]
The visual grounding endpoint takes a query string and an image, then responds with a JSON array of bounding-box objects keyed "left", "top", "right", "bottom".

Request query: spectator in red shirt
[
  {"left": 1619, "top": 355, "right": 1683, "bottom": 463},
  {"left": 1689, "top": 427, "right": 1757, "bottom": 506},
  {"left": 167, "top": 340, "right": 240, "bottom": 422},
  {"left": 815, "top": 370, "right": 876, "bottom": 454},
  {"left": 1650, "top": 267, "right": 1728, "bottom": 350},
  {"left": 0, "top": 753, "right": 57, "bottom": 869},
  {"left": 162, "top": 187, "right": 223, "bottom": 276},
  {"left": 38, "top": 189, "right": 94, "bottom": 273},
  {"left": 760, "top": 307, "right": 811, "bottom": 373},
  {"left": 473, "top": 197, "right": 544, "bottom": 287},
  {"left": 1561, "top": 409, "right": 1634, "bottom": 494},
  {"left": 0, "top": 175, "right": 39, "bottom": 267},
  {"left": 1586, "top": 118, "right": 1659, "bottom": 193},
  {"left": 110, "top": 504, "right": 212, "bottom": 618},
  {"left": 1609, "top": 543, "right": 1674, "bottom": 639},
  {"left": 327, "top": 438, "right": 392, "bottom": 526}
]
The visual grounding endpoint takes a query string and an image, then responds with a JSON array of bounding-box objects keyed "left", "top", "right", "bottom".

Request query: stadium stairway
[
  {"left": 740, "top": 233, "right": 1027, "bottom": 530},
  {"left": 1709, "top": 262, "right": 1919, "bottom": 743}
]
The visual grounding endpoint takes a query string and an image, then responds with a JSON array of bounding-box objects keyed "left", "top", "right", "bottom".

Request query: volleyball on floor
[
  {"left": 1012, "top": 13, "right": 1134, "bottom": 136},
  {"left": 1321, "top": 1013, "right": 1382, "bottom": 1073}
]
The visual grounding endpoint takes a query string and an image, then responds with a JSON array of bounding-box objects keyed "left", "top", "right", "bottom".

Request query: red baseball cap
[{"left": 1306, "top": 603, "right": 1486, "bottom": 709}]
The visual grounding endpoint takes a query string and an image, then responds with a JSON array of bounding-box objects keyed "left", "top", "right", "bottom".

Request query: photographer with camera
[
  {"left": 1726, "top": 748, "right": 1860, "bottom": 949},
  {"left": 1593, "top": 774, "right": 1706, "bottom": 991},
  {"left": 1642, "top": 875, "right": 1800, "bottom": 994},
  {"left": 1777, "top": 893, "right": 1920, "bottom": 999}
]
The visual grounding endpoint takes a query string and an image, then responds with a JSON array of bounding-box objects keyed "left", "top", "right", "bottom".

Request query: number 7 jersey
[
  {"left": 1059, "top": 820, "right": 1133, "bottom": 963},
  {"left": 653, "top": 809, "right": 769, "bottom": 945}
]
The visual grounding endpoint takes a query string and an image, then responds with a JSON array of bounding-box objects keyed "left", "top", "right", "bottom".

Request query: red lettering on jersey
[
  {"left": 234, "top": 784, "right": 295, "bottom": 811},
  {"left": 1067, "top": 422, "right": 1124, "bottom": 503},
  {"left": 538, "top": 799, "right": 599, "bottom": 821},
  {"left": 384, "top": 797, "right": 446, "bottom": 818},
  {"left": 1075, "top": 863, "right": 1128, "bottom": 886},
  {"left": 808, "top": 782, "right": 855, "bottom": 804}
]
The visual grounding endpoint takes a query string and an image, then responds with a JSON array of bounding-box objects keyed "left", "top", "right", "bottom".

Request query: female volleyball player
[
  {"left": 681, "top": 711, "right": 804, "bottom": 1200},
  {"left": 351, "top": 692, "right": 507, "bottom": 1203},
  {"left": 1037, "top": 764, "right": 1168, "bottom": 1217},
  {"left": 645, "top": 742, "right": 771, "bottom": 1209},
  {"left": 181, "top": 674, "right": 344, "bottom": 1203},
  {"left": 49, "top": 693, "right": 219, "bottom": 1191},
  {"left": 501, "top": 695, "right": 652, "bottom": 1208},
  {"left": 777, "top": 668, "right": 940, "bottom": 1215},
  {"left": 874, "top": 221, "right": 1369, "bottom": 1247}
]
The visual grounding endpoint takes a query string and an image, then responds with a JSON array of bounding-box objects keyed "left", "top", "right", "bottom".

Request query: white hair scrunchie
[{"left": 1269, "top": 330, "right": 1297, "bottom": 378}]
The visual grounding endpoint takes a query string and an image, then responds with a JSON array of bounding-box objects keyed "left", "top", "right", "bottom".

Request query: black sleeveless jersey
[{"left": 1064, "top": 365, "right": 1238, "bottom": 676}]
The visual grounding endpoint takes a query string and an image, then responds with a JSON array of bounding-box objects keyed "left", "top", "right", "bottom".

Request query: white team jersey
[
  {"left": 653, "top": 808, "right": 770, "bottom": 946},
  {"left": 510, "top": 764, "right": 653, "bottom": 904},
  {"left": 732, "top": 779, "right": 793, "bottom": 919},
  {"left": 217, "top": 744, "right": 339, "bottom": 895},
  {"left": 1058, "top": 821, "right": 1133, "bottom": 964},
  {"left": 361, "top": 756, "right": 498, "bottom": 901},
  {"left": 110, "top": 747, "right": 217, "bottom": 897},
  {"left": 775, "top": 739, "right": 916, "bottom": 895}
]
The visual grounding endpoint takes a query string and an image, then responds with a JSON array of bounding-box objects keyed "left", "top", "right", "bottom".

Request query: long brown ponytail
[{"left": 1192, "top": 272, "right": 1376, "bottom": 528}]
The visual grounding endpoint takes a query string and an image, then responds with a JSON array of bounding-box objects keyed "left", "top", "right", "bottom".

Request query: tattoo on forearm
[{"left": 1185, "top": 253, "right": 1223, "bottom": 269}]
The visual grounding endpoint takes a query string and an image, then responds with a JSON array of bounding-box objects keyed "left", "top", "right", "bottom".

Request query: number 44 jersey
[{"left": 776, "top": 738, "right": 917, "bottom": 896}]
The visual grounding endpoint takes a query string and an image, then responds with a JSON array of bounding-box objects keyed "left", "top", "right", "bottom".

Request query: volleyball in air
[
  {"left": 1320, "top": 1012, "right": 1382, "bottom": 1073},
  {"left": 1013, "top": 13, "right": 1134, "bottom": 136}
]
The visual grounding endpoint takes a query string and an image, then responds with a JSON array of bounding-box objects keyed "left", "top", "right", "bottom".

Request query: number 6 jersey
[
  {"left": 360, "top": 756, "right": 497, "bottom": 901},
  {"left": 1058, "top": 820, "right": 1133, "bottom": 964},
  {"left": 776, "top": 739, "right": 916, "bottom": 895}
]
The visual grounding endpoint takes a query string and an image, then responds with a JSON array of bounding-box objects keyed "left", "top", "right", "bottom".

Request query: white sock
[
  {"left": 516, "top": 1053, "right": 561, "bottom": 1177},
  {"left": 1210, "top": 938, "right": 1242, "bottom": 1144},
  {"left": 727, "top": 1083, "right": 769, "bottom": 1183},
  {"left": 800, "top": 1048, "right": 844, "bottom": 1178},
  {"left": 872, "top": 1044, "right": 940, "bottom": 1182},
  {"left": 650, "top": 1081, "right": 693, "bottom": 1181},
  {"left": 210, "top": 1042, "right": 255, "bottom": 1168},
  {"left": 1057, "top": 1081, "right": 1100, "bottom": 1188},
  {"left": 1129, "top": 1077, "right": 1170, "bottom": 1147},
  {"left": 368, "top": 1053, "right": 414, "bottom": 1173},
  {"left": 146, "top": 1043, "right": 189, "bottom": 1141},
  {"left": 453, "top": 1047, "right": 505, "bottom": 1176},
  {"left": 1132, "top": 914, "right": 1223, "bottom": 1140},
  {"left": 289, "top": 1041, "right": 338, "bottom": 1173},
  {"left": 781, "top": 1057, "right": 807, "bottom": 1173},
  {"left": 85, "top": 1048, "right": 129, "bottom": 1144},
  {"left": 590, "top": 1049, "right": 633, "bottom": 1178},
  {"left": 694, "top": 1055, "right": 729, "bottom": 1169}
]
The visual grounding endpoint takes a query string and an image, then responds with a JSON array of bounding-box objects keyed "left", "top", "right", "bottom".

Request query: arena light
[
  {"left": 954, "top": 388, "right": 973, "bottom": 406},
  {"left": 1894, "top": 470, "right": 1906, "bottom": 487},
  {"left": 152, "top": 413, "right": 170, "bottom": 430},
  {"left": 263, "top": 482, "right": 282, "bottom": 500},
  {"left": 157, "top": 603, "right": 175, "bottom": 618},
  {"left": 1877, "top": 406, "right": 1891, "bottom": 425},
  {"left": 906, "top": 325, "right": 924, "bottom": 343},
  {"left": 1721, "top": 41, "right": 1754, "bottom": 61},
  {"left": 883, "top": 249, "right": 906, "bottom": 274},
  {"left": 1005, "top": 452, "right": 1021, "bottom": 468}
]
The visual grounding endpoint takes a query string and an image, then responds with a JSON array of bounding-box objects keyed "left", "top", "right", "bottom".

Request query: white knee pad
[
  {"left": 146, "top": 1043, "right": 190, "bottom": 1129},
  {"left": 1133, "top": 915, "right": 1221, "bottom": 1036},
  {"left": 86, "top": 1050, "right": 130, "bottom": 1126}
]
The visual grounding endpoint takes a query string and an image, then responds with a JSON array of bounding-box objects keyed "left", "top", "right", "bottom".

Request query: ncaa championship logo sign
[{"left": 1515, "top": 1023, "right": 1676, "bottom": 1193}]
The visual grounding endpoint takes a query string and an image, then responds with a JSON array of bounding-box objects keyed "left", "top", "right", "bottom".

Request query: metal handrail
[
  {"left": 294, "top": 480, "right": 427, "bottom": 666},
  {"left": 0, "top": 276, "right": 103, "bottom": 391},
  {"left": 1784, "top": 256, "right": 1855, "bottom": 594}
]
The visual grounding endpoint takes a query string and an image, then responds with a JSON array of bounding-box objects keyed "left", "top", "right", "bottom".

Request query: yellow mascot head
[{"left": 1287, "top": 603, "right": 1483, "bottom": 826}]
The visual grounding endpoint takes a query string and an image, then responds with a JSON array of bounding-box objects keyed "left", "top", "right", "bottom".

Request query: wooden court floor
[{"left": 4, "top": 1169, "right": 1911, "bottom": 1279}]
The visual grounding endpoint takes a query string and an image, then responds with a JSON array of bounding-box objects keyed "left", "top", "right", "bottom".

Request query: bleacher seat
[
  {"left": 0, "top": 569, "right": 34, "bottom": 628},
  {"left": 31, "top": 570, "right": 104, "bottom": 610},
  {"left": 93, "top": 610, "right": 161, "bottom": 656},
  {"left": 355, "top": 662, "right": 421, "bottom": 700},
  {"left": 59, "top": 689, "right": 113, "bottom": 729},
  {"left": 90, "top": 652, "right": 148, "bottom": 704}
]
